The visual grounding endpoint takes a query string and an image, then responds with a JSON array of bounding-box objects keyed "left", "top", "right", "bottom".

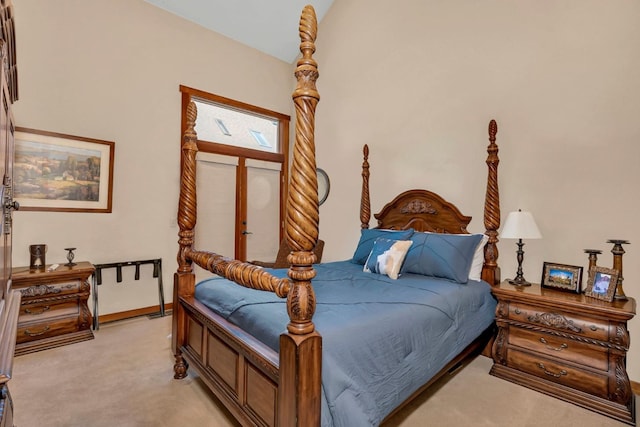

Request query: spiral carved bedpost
[
  {"left": 482, "top": 119, "right": 500, "bottom": 285},
  {"left": 173, "top": 101, "right": 199, "bottom": 379},
  {"left": 360, "top": 144, "right": 371, "bottom": 229},
  {"left": 177, "top": 101, "right": 198, "bottom": 274},
  {"left": 278, "top": 5, "right": 322, "bottom": 427}
]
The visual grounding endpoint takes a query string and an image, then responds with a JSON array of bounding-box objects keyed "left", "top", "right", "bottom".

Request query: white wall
[
  {"left": 314, "top": 0, "right": 640, "bottom": 381},
  {"left": 11, "top": 0, "right": 292, "bottom": 314}
]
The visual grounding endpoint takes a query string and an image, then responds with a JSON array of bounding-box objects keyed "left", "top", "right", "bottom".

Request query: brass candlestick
[{"left": 607, "top": 239, "right": 629, "bottom": 301}]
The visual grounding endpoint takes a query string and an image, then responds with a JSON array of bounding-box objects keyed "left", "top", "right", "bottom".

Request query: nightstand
[
  {"left": 490, "top": 281, "right": 636, "bottom": 425},
  {"left": 12, "top": 262, "right": 95, "bottom": 355}
]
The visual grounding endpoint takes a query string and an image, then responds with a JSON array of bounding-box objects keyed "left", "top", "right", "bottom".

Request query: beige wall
[
  {"left": 12, "top": 0, "right": 640, "bottom": 385},
  {"left": 314, "top": 0, "right": 640, "bottom": 381},
  {"left": 11, "top": 0, "right": 292, "bottom": 314}
]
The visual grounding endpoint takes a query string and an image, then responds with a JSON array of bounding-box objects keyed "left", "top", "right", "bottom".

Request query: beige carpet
[{"left": 11, "top": 315, "right": 631, "bottom": 427}]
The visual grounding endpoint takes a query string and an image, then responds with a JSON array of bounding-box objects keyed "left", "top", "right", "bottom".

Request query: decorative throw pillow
[
  {"left": 363, "top": 238, "right": 413, "bottom": 280},
  {"left": 401, "top": 232, "right": 484, "bottom": 283},
  {"left": 351, "top": 228, "right": 415, "bottom": 265},
  {"left": 468, "top": 234, "right": 489, "bottom": 281}
]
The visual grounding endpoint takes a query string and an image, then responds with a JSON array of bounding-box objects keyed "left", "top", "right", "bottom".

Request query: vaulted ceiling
[{"left": 144, "top": 0, "right": 335, "bottom": 63}]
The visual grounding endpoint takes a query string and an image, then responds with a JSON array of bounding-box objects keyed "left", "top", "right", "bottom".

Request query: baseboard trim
[{"left": 98, "top": 303, "right": 173, "bottom": 325}]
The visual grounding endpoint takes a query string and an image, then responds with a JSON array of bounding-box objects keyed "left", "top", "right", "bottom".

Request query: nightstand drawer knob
[
  {"left": 24, "top": 326, "right": 50, "bottom": 337},
  {"left": 514, "top": 308, "right": 522, "bottom": 315},
  {"left": 539, "top": 337, "right": 568, "bottom": 351},
  {"left": 25, "top": 306, "right": 50, "bottom": 315},
  {"left": 537, "top": 362, "right": 567, "bottom": 378}
]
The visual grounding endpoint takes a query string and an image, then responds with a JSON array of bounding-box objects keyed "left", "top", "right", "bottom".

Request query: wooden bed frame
[{"left": 172, "top": 6, "right": 501, "bottom": 427}]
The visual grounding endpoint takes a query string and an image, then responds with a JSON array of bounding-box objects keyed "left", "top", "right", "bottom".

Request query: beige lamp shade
[{"left": 501, "top": 210, "right": 542, "bottom": 240}]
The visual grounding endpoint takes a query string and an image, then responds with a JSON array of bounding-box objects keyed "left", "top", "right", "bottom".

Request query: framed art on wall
[
  {"left": 541, "top": 262, "right": 583, "bottom": 293},
  {"left": 14, "top": 127, "right": 114, "bottom": 213}
]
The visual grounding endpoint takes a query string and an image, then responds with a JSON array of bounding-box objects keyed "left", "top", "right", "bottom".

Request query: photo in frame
[
  {"left": 584, "top": 266, "right": 618, "bottom": 302},
  {"left": 14, "top": 127, "right": 114, "bottom": 213},
  {"left": 541, "top": 262, "right": 583, "bottom": 293}
]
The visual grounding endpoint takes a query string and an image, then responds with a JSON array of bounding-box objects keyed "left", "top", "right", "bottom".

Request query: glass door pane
[
  {"left": 245, "top": 160, "right": 281, "bottom": 263},
  {"left": 194, "top": 152, "right": 237, "bottom": 282}
]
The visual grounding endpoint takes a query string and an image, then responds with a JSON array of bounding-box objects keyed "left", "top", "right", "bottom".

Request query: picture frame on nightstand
[
  {"left": 584, "top": 266, "right": 618, "bottom": 302},
  {"left": 540, "top": 262, "right": 583, "bottom": 293}
]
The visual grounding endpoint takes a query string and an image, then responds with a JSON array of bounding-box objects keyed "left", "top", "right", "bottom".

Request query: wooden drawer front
[
  {"left": 509, "top": 302, "right": 608, "bottom": 341},
  {"left": 20, "top": 301, "right": 79, "bottom": 323},
  {"left": 17, "top": 317, "right": 79, "bottom": 344},
  {"left": 506, "top": 348, "right": 609, "bottom": 398},
  {"left": 18, "top": 280, "right": 82, "bottom": 299},
  {"left": 508, "top": 328, "right": 608, "bottom": 371}
]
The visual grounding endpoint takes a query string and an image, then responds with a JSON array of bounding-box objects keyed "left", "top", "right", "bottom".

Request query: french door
[{"left": 180, "top": 86, "right": 289, "bottom": 275}]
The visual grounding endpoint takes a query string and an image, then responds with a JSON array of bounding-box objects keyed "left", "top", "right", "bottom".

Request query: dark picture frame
[
  {"left": 541, "top": 262, "right": 583, "bottom": 293},
  {"left": 584, "top": 266, "right": 618, "bottom": 302},
  {"left": 14, "top": 127, "right": 114, "bottom": 213}
]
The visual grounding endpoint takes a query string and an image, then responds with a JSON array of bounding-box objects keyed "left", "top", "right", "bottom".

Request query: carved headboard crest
[{"left": 400, "top": 200, "right": 437, "bottom": 215}]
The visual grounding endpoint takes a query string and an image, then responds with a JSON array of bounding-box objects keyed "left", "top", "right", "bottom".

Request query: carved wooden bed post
[
  {"left": 278, "top": 5, "right": 322, "bottom": 426},
  {"left": 360, "top": 144, "right": 371, "bottom": 229},
  {"left": 482, "top": 119, "right": 500, "bottom": 285}
]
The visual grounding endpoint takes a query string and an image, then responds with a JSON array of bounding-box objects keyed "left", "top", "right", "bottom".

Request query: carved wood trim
[{"left": 497, "top": 319, "right": 629, "bottom": 352}]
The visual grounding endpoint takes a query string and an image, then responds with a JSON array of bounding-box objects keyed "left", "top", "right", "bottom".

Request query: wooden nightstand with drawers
[
  {"left": 12, "top": 262, "right": 95, "bottom": 355},
  {"left": 490, "top": 281, "right": 636, "bottom": 425}
]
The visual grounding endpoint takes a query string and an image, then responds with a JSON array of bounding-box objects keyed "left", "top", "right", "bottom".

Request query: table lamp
[{"left": 501, "top": 209, "right": 542, "bottom": 286}]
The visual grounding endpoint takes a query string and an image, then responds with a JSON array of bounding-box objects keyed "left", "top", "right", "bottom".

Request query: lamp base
[{"left": 508, "top": 277, "right": 532, "bottom": 286}]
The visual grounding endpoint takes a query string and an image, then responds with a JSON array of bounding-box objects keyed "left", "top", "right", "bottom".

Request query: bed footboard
[{"left": 178, "top": 294, "right": 280, "bottom": 425}]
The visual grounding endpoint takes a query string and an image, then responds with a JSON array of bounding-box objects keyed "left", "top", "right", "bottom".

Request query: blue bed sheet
[{"left": 195, "top": 260, "right": 496, "bottom": 427}]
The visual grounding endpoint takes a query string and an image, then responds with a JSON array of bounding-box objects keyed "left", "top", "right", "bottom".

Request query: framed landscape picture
[
  {"left": 541, "top": 262, "right": 583, "bottom": 293},
  {"left": 14, "top": 128, "right": 114, "bottom": 213}
]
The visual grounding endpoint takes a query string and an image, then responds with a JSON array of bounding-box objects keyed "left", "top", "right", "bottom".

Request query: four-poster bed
[{"left": 172, "top": 5, "right": 501, "bottom": 426}]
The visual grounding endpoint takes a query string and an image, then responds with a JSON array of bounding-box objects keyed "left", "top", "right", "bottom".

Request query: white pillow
[
  {"left": 468, "top": 234, "right": 489, "bottom": 281},
  {"left": 363, "top": 238, "right": 413, "bottom": 280}
]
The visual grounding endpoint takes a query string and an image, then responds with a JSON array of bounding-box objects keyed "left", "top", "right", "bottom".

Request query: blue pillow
[
  {"left": 363, "top": 238, "right": 413, "bottom": 280},
  {"left": 401, "top": 232, "right": 484, "bottom": 283},
  {"left": 351, "top": 228, "right": 415, "bottom": 265}
]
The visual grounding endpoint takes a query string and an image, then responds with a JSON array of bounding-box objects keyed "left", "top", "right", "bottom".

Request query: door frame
[{"left": 179, "top": 85, "right": 290, "bottom": 261}]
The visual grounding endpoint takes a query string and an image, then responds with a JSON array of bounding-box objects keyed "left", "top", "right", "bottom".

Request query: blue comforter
[{"left": 195, "top": 261, "right": 496, "bottom": 427}]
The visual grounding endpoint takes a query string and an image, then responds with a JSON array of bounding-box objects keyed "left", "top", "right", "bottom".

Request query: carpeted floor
[{"left": 11, "top": 315, "right": 631, "bottom": 426}]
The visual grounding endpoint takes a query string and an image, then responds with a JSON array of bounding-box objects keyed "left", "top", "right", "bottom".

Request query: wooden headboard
[
  {"left": 373, "top": 189, "right": 472, "bottom": 233},
  {"left": 357, "top": 119, "right": 501, "bottom": 285}
]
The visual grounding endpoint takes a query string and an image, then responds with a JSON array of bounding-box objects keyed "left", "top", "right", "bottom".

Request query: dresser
[
  {"left": 490, "top": 281, "right": 636, "bottom": 425},
  {"left": 12, "top": 262, "right": 95, "bottom": 356}
]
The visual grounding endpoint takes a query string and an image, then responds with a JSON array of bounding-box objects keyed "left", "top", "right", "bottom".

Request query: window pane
[{"left": 193, "top": 99, "right": 279, "bottom": 153}]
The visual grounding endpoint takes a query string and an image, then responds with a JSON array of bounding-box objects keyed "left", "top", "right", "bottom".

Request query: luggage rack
[{"left": 91, "top": 258, "right": 165, "bottom": 330}]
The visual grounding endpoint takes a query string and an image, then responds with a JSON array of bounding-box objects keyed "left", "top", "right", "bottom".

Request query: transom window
[{"left": 193, "top": 99, "right": 279, "bottom": 154}]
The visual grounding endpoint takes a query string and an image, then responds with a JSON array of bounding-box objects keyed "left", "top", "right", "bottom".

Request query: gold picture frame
[
  {"left": 541, "top": 262, "right": 583, "bottom": 293},
  {"left": 584, "top": 266, "right": 618, "bottom": 302},
  {"left": 14, "top": 127, "right": 114, "bottom": 213}
]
